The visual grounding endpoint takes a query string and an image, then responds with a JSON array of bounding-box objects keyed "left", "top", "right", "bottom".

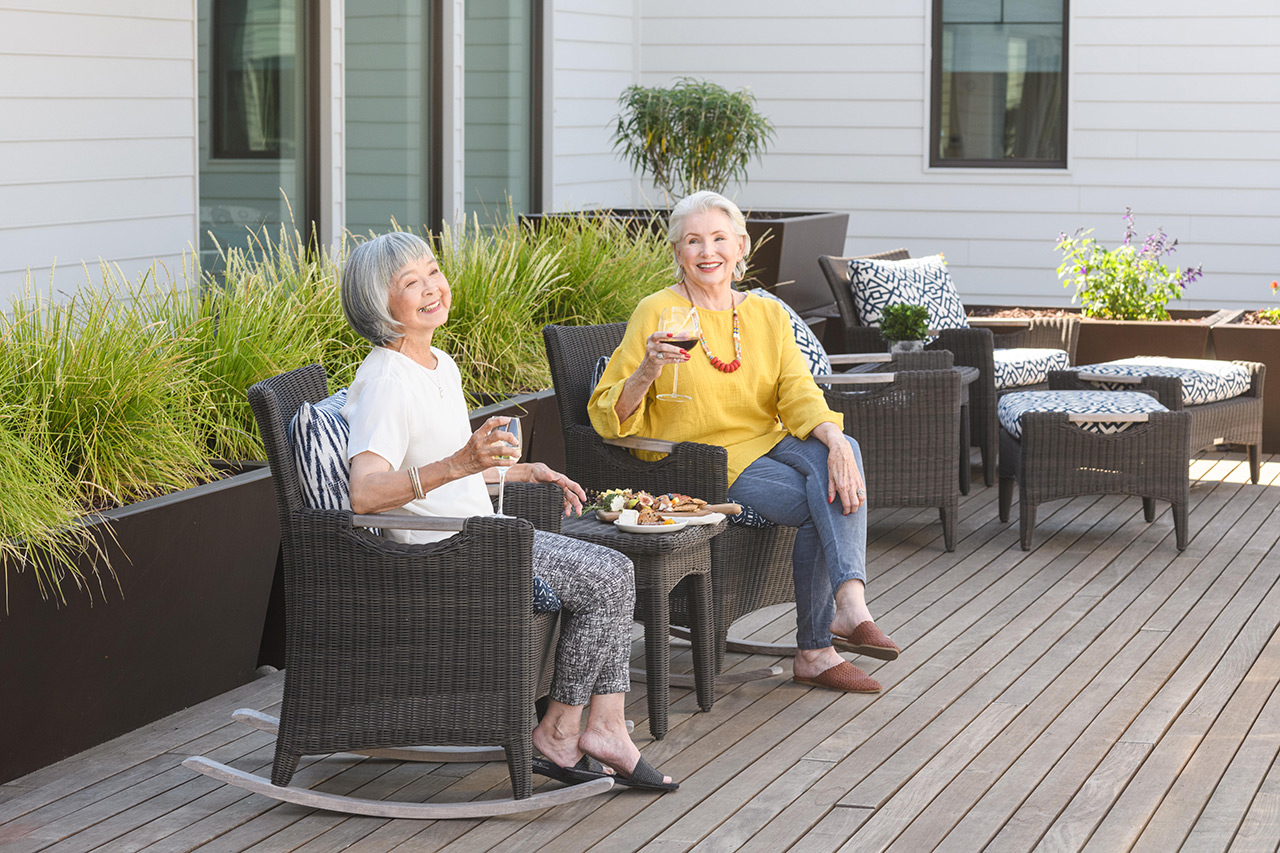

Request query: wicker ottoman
[
  {"left": 1050, "top": 357, "right": 1265, "bottom": 483},
  {"left": 998, "top": 391, "right": 1192, "bottom": 551}
]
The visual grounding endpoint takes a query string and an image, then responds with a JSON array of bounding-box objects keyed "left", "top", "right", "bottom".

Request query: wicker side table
[{"left": 560, "top": 515, "right": 726, "bottom": 740}]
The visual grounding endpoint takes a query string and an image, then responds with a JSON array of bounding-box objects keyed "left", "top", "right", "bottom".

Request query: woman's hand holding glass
[
  {"left": 654, "top": 306, "right": 699, "bottom": 402},
  {"left": 491, "top": 417, "right": 522, "bottom": 516}
]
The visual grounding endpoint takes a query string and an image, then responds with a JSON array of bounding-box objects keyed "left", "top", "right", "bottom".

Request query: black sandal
[
  {"left": 531, "top": 754, "right": 610, "bottom": 786},
  {"left": 602, "top": 755, "right": 678, "bottom": 792}
]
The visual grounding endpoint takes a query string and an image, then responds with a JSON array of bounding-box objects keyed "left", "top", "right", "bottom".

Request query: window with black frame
[{"left": 931, "top": 0, "right": 1067, "bottom": 168}]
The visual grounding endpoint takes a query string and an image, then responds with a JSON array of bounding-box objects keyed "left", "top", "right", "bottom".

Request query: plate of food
[
  {"left": 589, "top": 488, "right": 738, "bottom": 524},
  {"left": 614, "top": 517, "right": 689, "bottom": 534}
]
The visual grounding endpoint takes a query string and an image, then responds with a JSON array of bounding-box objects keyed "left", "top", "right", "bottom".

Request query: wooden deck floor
[{"left": 5, "top": 450, "right": 1280, "bottom": 852}]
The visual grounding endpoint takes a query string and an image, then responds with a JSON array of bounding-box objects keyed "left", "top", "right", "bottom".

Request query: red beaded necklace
[{"left": 683, "top": 285, "right": 742, "bottom": 373}]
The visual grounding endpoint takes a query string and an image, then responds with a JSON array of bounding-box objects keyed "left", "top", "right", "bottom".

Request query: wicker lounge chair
[
  {"left": 182, "top": 364, "right": 612, "bottom": 818},
  {"left": 543, "top": 322, "right": 795, "bottom": 678},
  {"left": 819, "top": 250, "right": 1080, "bottom": 486},
  {"left": 1050, "top": 360, "right": 1265, "bottom": 484}
]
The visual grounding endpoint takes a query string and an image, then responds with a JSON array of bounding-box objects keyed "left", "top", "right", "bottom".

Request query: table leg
[
  {"left": 639, "top": 583, "right": 670, "bottom": 740},
  {"left": 959, "top": 401, "right": 971, "bottom": 495},
  {"left": 687, "top": 573, "right": 715, "bottom": 712}
]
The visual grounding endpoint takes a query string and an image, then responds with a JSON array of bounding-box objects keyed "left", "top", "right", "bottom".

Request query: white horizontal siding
[
  {"left": 0, "top": 2, "right": 197, "bottom": 303},
  {"left": 547, "top": 0, "right": 636, "bottom": 210},
  {"left": 617, "top": 0, "right": 1280, "bottom": 311}
]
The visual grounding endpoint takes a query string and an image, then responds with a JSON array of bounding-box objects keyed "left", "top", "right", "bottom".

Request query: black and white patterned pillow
[
  {"left": 289, "top": 390, "right": 352, "bottom": 511},
  {"left": 748, "top": 288, "right": 831, "bottom": 376},
  {"left": 847, "top": 254, "right": 970, "bottom": 341},
  {"left": 992, "top": 348, "right": 1072, "bottom": 390},
  {"left": 997, "top": 390, "right": 1168, "bottom": 439},
  {"left": 728, "top": 504, "right": 773, "bottom": 528},
  {"left": 1074, "top": 357, "right": 1251, "bottom": 406}
]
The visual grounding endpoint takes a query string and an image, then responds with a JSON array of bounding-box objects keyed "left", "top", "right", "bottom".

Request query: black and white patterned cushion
[
  {"left": 992, "top": 348, "right": 1072, "bottom": 390},
  {"left": 727, "top": 504, "right": 773, "bottom": 528},
  {"left": 289, "top": 390, "right": 352, "bottom": 511},
  {"left": 847, "top": 254, "right": 970, "bottom": 341},
  {"left": 1074, "top": 357, "right": 1251, "bottom": 406},
  {"left": 998, "top": 390, "right": 1168, "bottom": 439},
  {"left": 288, "top": 390, "right": 560, "bottom": 610},
  {"left": 592, "top": 355, "right": 610, "bottom": 393},
  {"left": 749, "top": 288, "right": 831, "bottom": 376}
]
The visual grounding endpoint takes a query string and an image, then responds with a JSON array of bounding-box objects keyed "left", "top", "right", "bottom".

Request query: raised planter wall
[
  {"left": 1075, "top": 309, "right": 1235, "bottom": 365},
  {"left": 2, "top": 467, "right": 279, "bottom": 785},
  {"left": 1211, "top": 321, "right": 1280, "bottom": 453}
]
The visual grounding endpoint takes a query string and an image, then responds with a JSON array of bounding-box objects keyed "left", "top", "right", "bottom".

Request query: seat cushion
[
  {"left": 847, "top": 254, "right": 970, "bottom": 341},
  {"left": 1075, "top": 357, "right": 1252, "bottom": 405},
  {"left": 993, "top": 348, "right": 1072, "bottom": 391},
  {"left": 749, "top": 288, "right": 831, "bottom": 376},
  {"left": 289, "top": 390, "right": 561, "bottom": 611},
  {"left": 998, "top": 390, "right": 1168, "bottom": 439}
]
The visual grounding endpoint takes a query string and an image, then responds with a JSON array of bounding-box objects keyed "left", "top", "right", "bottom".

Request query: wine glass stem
[
  {"left": 672, "top": 362, "right": 679, "bottom": 397},
  {"left": 498, "top": 468, "right": 508, "bottom": 516}
]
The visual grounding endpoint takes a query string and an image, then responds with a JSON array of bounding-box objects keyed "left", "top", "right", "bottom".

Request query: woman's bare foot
[
  {"left": 531, "top": 716, "right": 583, "bottom": 770},
  {"left": 577, "top": 722, "right": 672, "bottom": 786}
]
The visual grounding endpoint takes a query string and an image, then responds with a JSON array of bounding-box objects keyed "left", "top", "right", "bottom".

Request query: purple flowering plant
[{"left": 1055, "top": 208, "right": 1203, "bottom": 320}]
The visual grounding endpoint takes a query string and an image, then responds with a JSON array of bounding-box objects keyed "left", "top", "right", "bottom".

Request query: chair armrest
[
  {"left": 815, "top": 372, "right": 898, "bottom": 385},
  {"left": 498, "top": 481, "right": 564, "bottom": 534},
  {"left": 352, "top": 513, "right": 466, "bottom": 532},
  {"left": 828, "top": 353, "right": 892, "bottom": 366},
  {"left": 605, "top": 435, "right": 679, "bottom": 452}
]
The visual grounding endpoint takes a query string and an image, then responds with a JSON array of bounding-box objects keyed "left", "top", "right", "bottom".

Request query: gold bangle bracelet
[{"left": 408, "top": 465, "right": 425, "bottom": 501}]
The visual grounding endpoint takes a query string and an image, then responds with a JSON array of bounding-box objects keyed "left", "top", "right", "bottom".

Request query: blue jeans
[{"left": 727, "top": 434, "right": 867, "bottom": 650}]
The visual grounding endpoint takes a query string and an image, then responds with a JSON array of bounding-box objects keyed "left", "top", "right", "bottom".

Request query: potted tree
[
  {"left": 1211, "top": 281, "right": 1280, "bottom": 452},
  {"left": 531, "top": 78, "right": 849, "bottom": 322}
]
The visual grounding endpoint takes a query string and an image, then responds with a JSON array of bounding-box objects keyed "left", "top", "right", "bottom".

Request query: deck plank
[{"left": 4, "top": 452, "right": 1278, "bottom": 853}]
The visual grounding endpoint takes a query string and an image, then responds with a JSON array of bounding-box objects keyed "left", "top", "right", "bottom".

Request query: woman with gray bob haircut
[{"left": 338, "top": 231, "right": 677, "bottom": 792}]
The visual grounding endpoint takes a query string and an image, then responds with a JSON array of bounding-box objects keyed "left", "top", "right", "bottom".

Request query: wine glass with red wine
[{"left": 657, "top": 306, "right": 699, "bottom": 402}]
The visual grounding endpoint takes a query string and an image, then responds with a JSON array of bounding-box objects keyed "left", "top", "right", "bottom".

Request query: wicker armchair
[
  {"left": 543, "top": 323, "right": 798, "bottom": 677},
  {"left": 822, "top": 351, "right": 963, "bottom": 550},
  {"left": 183, "top": 364, "right": 612, "bottom": 818},
  {"left": 819, "top": 250, "right": 1080, "bottom": 486}
]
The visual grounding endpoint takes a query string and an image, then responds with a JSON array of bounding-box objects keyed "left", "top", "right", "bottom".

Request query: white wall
[
  {"left": 629, "top": 0, "right": 1280, "bottom": 311},
  {"left": 546, "top": 0, "right": 638, "bottom": 211},
  {"left": 0, "top": 2, "right": 199, "bottom": 302}
]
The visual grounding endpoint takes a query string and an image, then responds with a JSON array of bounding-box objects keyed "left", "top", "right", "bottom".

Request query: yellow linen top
[{"left": 589, "top": 288, "right": 843, "bottom": 485}]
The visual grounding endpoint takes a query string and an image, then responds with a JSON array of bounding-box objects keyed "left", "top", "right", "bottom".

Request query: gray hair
[
  {"left": 340, "top": 231, "right": 434, "bottom": 346},
  {"left": 667, "top": 190, "right": 751, "bottom": 283}
]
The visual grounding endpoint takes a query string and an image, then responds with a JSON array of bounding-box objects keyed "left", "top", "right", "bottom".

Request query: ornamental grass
[{"left": 1, "top": 210, "right": 674, "bottom": 608}]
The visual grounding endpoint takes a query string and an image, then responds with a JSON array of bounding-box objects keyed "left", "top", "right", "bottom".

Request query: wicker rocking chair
[{"left": 182, "top": 364, "right": 612, "bottom": 818}]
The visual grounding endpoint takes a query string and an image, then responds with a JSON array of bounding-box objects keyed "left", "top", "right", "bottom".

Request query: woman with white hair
[
  {"left": 340, "top": 231, "right": 675, "bottom": 791},
  {"left": 589, "top": 191, "right": 900, "bottom": 694}
]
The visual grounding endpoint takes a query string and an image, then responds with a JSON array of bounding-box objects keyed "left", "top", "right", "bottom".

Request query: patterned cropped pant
[{"left": 533, "top": 531, "right": 635, "bottom": 707}]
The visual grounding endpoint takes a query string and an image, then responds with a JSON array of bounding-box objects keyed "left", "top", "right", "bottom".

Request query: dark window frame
[{"left": 929, "top": 0, "right": 1069, "bottom": 169}]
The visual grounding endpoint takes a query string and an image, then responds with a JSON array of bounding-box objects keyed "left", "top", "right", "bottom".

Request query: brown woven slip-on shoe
[
  {"left": 831, "top": 620, "right": 900, "bottom": 661},
  {"left": 792, "top": 661, "right": 881, "bottom": 693}
]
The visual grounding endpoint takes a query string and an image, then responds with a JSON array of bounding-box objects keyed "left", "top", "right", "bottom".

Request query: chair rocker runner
[{"left": 182, "top": 365, "right": 612, "bottom": 818}]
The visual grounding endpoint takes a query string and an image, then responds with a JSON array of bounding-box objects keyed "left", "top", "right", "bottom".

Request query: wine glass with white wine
[
  {"left": 657, "top": 306, "right": 700, "bottom": 402},
  {"left": 494, "top": 417, "right": 521, "bottom": 516}
]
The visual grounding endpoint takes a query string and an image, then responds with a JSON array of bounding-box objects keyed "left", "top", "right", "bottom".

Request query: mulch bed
[{"left": 1235, "top": 311, "right": 1280, "bottom": 326}]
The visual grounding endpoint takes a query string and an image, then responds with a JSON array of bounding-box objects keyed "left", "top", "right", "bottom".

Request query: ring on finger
[{"left": 856, "top": 488, "right": 867, "bottom": 497}]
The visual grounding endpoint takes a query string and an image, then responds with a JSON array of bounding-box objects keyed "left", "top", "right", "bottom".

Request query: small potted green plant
[{"left": 879, "top": 303, "right": 931, "bottom": 353}]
